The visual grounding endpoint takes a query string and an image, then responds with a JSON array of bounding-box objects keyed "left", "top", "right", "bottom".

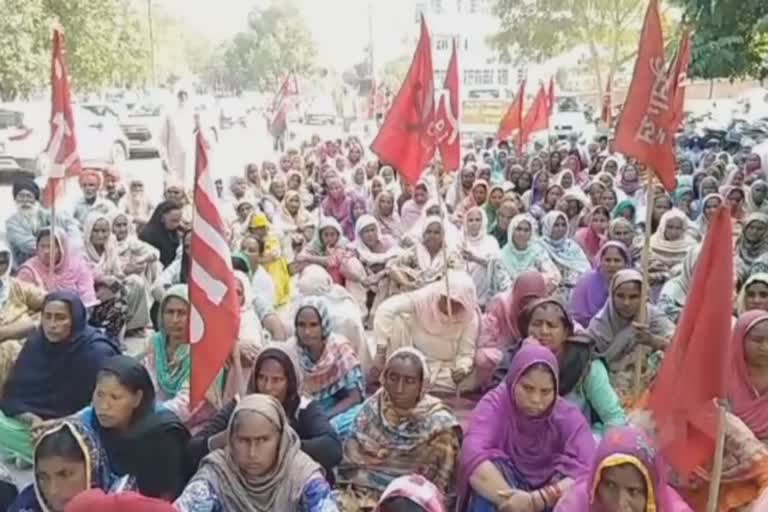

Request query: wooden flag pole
[
  {"left": 633, "top": 172, "right": 656, "bottom": 397},
  {"left": 49, "top": 189, "right": 57, "bottom": 280},
  {"left": 436, "top": 165, "right": 452, "bottom": 319},
  {"left": 706, "top": 402, "right": 728, "bottom": 512}
]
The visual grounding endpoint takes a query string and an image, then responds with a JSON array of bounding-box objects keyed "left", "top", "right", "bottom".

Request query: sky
[{"left": 156, "top": 0, "right": 416, "bottom": 71}]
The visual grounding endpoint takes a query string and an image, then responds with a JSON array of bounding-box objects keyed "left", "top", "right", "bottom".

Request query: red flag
[
  {"left": 434, "top": 39, "right": 460, "bottom": 171},
  {"left": 520, "top": 84, "right": 549, "bottom": 145},
  {"left": 668, "top": 28, "right": 692, "bottom": 131},
  {"left": 613, "top": 0, "right": 676, "bottom": 192},
  {"left": 189, "top": 129, "right": 241, "bottom": 407},
  {"left": 268, "top": 71, "right": 300, "bottom": 138},
  {"left": 41, "top": 28, "right": 81, "bottom": 207},
  {"left": 370, "top": 15, "right": 435, "bottom": 185},
  {"left": 497, "top": 79, "right": 526, "bottom": 143},
  {"left": 648, "top": 205, "right": 733, "bottom": 477},
  {"left": 547, "top": 77, "right": 555, "bottom": 117},
  {"left": 601, "top": 75, "right": 613, "bottom": 126}
]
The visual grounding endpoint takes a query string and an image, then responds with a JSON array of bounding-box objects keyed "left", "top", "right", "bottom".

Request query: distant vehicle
[
  {"left": 551, "top": 96, "right": 589, "bottom": 140},
  {"left": 83, "top": 101, "right": 160, "bottom": 158},
  {"left": 304, "top": 96, "right": 337, "bottom": 126},
  {"left": 0, "top": 103, "right": 129, "bottom": 177},
  {"left": 217, "top": 98, "right": 247, "bottom": 129}
]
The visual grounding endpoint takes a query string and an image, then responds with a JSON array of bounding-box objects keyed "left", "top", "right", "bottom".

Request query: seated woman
[
  {"left": 175, "top": 394, "right": 339, "bottom": 512},
  {"left": 138, "top": 201, "right": 182, "bottom": 269},
  {"left": 648, "top": 208, "right": 698, "bottom": 293},
  {"left": 737, "top": 272, "right": 768, "bottom": 315},
  {"left": 110, "top": 211, "right": 161, "bottom": 288},
  {"left": 296, "top": 216, "right": 353, "bottom": 285},
  {"left": 569, "top": 241, "right": 631, "bottom": 328},
  {"left": 10, "top": 420, "right": 124, "bottom": 512},
  {"left": 80, "top": 355, "right": 190, "bottom": 500},
  {"left": 245, "top": 213, "right": 292, "bottom": 307},
  {"left": 554, "top": 426, "right": 693, "bottom": 511},
  {"left": 521, "top": 298, "right": 626, "bottom": 434},
  {"left": 461, "top": 207, "right": 511, "bottom": 308},
  {"left": 500, "top": 214, "right": 561, "bottom": 292},
  {"left": 0, "top": 242, "right": 45, "bottom": 393},
  {"left": 0, "top": 292, "right": 119, "bottom": 464},
  {"left": 338, "top": 348, "right": 460, "bottom": 504},
  {"left": 143, "top": 285, "right": 219, "bottom": 433},
  {"left": 459, "top": 344, "right": 595, "bottom": 511},
  {"left": 588, "top": 269, "right": 675, "bottom": 404},
  {"left": 345, "top": 215, "right": 400, "bottom": 321},
  {"left": 188, "top": 343, "right": 342, "bottom": 477},
  {"left": 388, "top": 216, "right": 462, "bottom": 293},
  {"left": 658, "top": 244, "right": 700, "bottom": 324},
  {"left": 573, "top": 206, "right": 610, "bottom": 265},
  {"left": 736, "top": 212, "right": 768, "bottom": 284},
  {"left": 535, "top": 211, "right": 591, "bottom": 301},
  {"left": 82, "top": 212, "right": 151, "bottom": 337},
  {"left": 236, "top": 241, "right": 277, "bottom": 308},
  {"left": 291, "top": 297, "right": 365, "bottom": 437},
  {"left": 373, "top": 475, "right": 447, "bottom": 512},
  {"left": 17, "top": 229, "right": 98, "bottom": 308},
  {"left": 373, "top": 270, "right": 481, "bottom": 394}
]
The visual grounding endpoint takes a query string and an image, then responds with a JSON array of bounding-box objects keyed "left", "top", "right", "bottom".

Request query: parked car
[
  {"left": 304, "top": 96, "right": 337, "bottom": 126},
  {"left": 0, "top": 102, "right": 129, "bottom": 177},
  {"left": 551, "top": 96, "right": 589, "bottom": 140}
]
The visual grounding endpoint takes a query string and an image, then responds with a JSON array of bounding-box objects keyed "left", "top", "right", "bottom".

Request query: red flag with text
[
  {"left": 189, "top": 129, "right": 241, "bottom": 407},
  {"left": 497, "top": 80, "right": 526, "bottom": 144},
  {"left": 648, "top": 205, "right": 733, "bottom": 477},
  {"left": 370, "top": 15, "right": 435, "bottom": 185},
  {"left": 547, "top": 77, "right": 555, "bottom": 116},
  {"left": 435, "top": 39, "right": 460, "bottom": 171},
  {"left": 269, "top": 72, "right": 299, "bottom": 138},
  {"left": 520, "top": 84, "right": 549, "bottom": 145},
  {"left": 41, "top": 28, "right": 81, "bottom": 206},
  {"left": 668, "top": 28, "right": 692, "bottom": 132},
  {"left": 613, "top": 0, "right": 676, "bottom": 192}
]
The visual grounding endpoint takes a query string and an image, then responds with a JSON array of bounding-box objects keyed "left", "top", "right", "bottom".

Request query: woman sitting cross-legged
[
  {"left": 337, "top": 348, "right": 461, "bottom": 506},
  {"left": 188, "top": 343, "right": 342, "bottom": 479},
  {"left": 175, "top": 394, "right": 339, "bottom": 512},
  {"left": 459, "top": 344, "right": 596, "bottom": 511}
]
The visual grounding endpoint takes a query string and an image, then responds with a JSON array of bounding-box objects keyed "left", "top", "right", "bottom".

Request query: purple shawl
[
  {"left": 554, "top": 426, "right": 692, "bottom": 511},
  {"left": 341, "top": 195, "right": 368, "bottom": 241},
  {"left": 459, "top": 344, "right": 595, "bottom": 498},
  {"left": 568, "top": 241, "right": 630, "bottom": 328}
]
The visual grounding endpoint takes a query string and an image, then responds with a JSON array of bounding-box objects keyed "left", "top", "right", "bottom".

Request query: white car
[
  {"left": 551, "top": 96, "right": 589, "bottom": 140},
  {"left": 0, "top": 102, "right": 129, "bottom": 177}
]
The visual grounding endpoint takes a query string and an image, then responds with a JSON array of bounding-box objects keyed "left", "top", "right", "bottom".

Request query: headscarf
[
  {"left": 569, "top": 241, "right": 630, "bottom": 328},
  {"left": 149, "top": 285, "right": 191, "bottom": 397},
  {"left": 588, "top": 269, "right": 674, "bottom": 367},
  {"left": 745, "top": 180, "right": 768, "bottom": 214},
  {"left": 399, "top": 182, "right": 429, "bottom": 228},
  {"left": 556, "top": 426, "right": 692, "bottom": 512},
  {"left": 483, "top": 271, "right": 548, "bottom": 347},
  {"left": 278, "top": 190, "right": 312, "bottom": 230},
  {"left": 193, "top": 394, "right": 321, "bottom": 512},
  {"left": 612, "top": 199, "right": 637, "bottom": 222},
  {"left": 0, "top": 241, "right": 13, "bottom": 308},
  {"left": 310, "top": 216, "right": 347, "bottom": 255},
  {"left": 499, "top": 214, "right": 548, "bottom": 277},
  {"left": 341, "top": 194, "right": 368, "bottom": 241},
  {"left": 0, "top": 291, "right": 119, "bottom": 419},
  {"left": 17, "top": 230, "right": 99, "bottom": 308},
  {"left": 119, "top": 175, "right": 154, "bottom": 224},
  {"left": 83, "top": 212, "right": 123, "bottom": 278},
  {"left": 462, "top": 207, "right": 499, "bottom": 257},
  {"left": 459, "top": 344, "right": 594, "bottom": 496},
  {"left": 373, "top": 190, "right": 402, "bottom": 240},
  {"left": 649, "top": 208, "right": 697, "bottom": 267},
  {"left": 484, "top": 184, "right": 505, "bottom": 227},
  {"left": 353, "top": 215, "right": 399, "bottom": 266},
  {"left": 249, "top": 344, "right": 304, "bottom": 420},
  {"left": 138, "top": 201, "right": 181, "bottom": 267},
  {"left": 537, "top": 211, "right": 591, "bottom": 275},
  {"left": 321, "top": 176, "right": 352, "bottom": 223},
  {"left": 374, "top": 474, "right": 446, "bottom": 512},
  {"left": 410, "top": 270, "right": 480, "bottom": 337},
  {"left": 736, "top": 272, "right": 768, "bottom": 315},
  {"left": 342, "top": 348, "right": 459, "bottom": 490},
  {"left": 33, "top": 420, "right": 121, "bottom": 512},
  {"left": 692, "top": 193, "right": 723, "bottom": 237},
  {"left": 574, "top": 206, "right": 610, "bottom": 263},
  {"left": 736, "top": 212, "right": 768, "bottom": 269},
  {"left": 728, "top": 311, "right": 768, "bottom": 439},
  {"left": 658, "top": 244, "right": 700, "bottom": 314}
]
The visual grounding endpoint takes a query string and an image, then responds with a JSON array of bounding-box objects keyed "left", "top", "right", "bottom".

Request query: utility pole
[{"left": 147, "top": 0, "right": 156, "bottom": 87}]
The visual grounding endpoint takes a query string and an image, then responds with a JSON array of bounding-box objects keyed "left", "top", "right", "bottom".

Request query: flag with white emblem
[{"left": 189, "top": 127, "right": 240, "bottom": 408}]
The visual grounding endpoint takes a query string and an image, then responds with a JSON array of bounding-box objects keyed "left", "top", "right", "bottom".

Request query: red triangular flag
[
  {"left": 370, "top": 15, "right": 435, "bottom": 185},
  {"left": 189, "top": 129, "right": 241, "bottom": 407},
  {"left": 497, "top": 79, "right": 526, "bottom": 143},
  {"left": 435, "top": 39, "right": 460, "bottom": 172},
  {"left": 613, "top": 0, "right": 676, "bottom": 192},
  {"left": 648, "top": 205, "right": 733, "bottom": 477},
  {"left": 520, "top": 84, "right": 549, "bottom": 146},
  {"left": 41, "top": 28, "right": 81, "bottom": 207},
  {"left": 268, "top": 71, "right": 300, "bottom": 138},
  {"left": 667, "top": 28, "right": 692, "bottom": 132},
  {"left": 547, "top": 77, "right": 555, "bottom": 117}
]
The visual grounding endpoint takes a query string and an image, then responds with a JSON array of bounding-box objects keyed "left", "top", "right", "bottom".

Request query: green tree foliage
[
  {"left": 198, "top": 1, "right": 317, "bottom": 93},
  {"left": 675, "top": 0, "right": 768, "bottom": 79},
  {"left": 488, "top": 0, "right": 649, "bottom": 93},
  {"left": 0, "top": 0, "right": 48, "bottom": 100}
]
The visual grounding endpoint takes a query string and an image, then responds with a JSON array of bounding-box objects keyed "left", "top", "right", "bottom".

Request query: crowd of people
[{"left": 0, "top": 126, "right": 767, "bottom": 512}]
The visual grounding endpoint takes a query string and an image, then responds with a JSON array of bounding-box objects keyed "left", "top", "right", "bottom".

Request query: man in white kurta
[{"left": 159, "top": 89, "right": 196, "bottom": 191}]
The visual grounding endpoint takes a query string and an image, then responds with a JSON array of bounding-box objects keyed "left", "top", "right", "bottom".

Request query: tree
[
  {"left": 198, "top": 0, "right": 317, "bottom": 93},
  {"left": 0, "top": 0, "right": 48, "bottom": 100},
  {"left": 488, "top": 0, "right": 651, "bottom": 94},
  {"left": 675, "top": 0, "right": 768, "bottom": 79}
]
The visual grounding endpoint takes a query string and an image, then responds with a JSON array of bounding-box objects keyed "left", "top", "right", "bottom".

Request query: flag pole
[
  {"left": 633, "top": 172, "right": 656, "bottom": 398},
  {"left": 49, "top": 188, "right": 57, "bottom": 280},
  {"left": 706, "top": 402, "right": 727, "bottom": 512}
]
